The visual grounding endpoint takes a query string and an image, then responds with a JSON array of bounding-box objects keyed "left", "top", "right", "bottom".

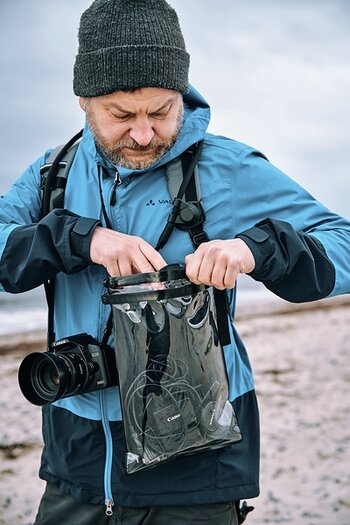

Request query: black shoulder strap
[
  {"left": 156, "top": 141, "right": 208, "bottom": 250},
  {"left": 156, "top": 141, "right": 231, "bottom": 347},
  {"left": 40, "top": 129, "right": 83, "bottom": 218},
  {"left": 40, "top": 130, "right": 82, "bottom": 347}
]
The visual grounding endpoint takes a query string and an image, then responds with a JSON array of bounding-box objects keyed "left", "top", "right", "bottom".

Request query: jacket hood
[{"left": 81, "top": 84, "right": 211, "bottom": 177}]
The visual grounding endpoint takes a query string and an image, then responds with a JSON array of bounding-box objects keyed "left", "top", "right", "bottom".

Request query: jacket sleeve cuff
[
  {"left": 235, "top": 218, "right": 336, "bottom": 302},
  {"left": 235, "top": 225, "right": 274, "bottom": 278},
  {"left": 71, "top": 217, "right": 101, "bottom": 263}
]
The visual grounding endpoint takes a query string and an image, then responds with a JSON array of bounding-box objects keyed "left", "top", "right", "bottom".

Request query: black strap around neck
[{"left": 98, "top": 166, "right": 113, "bottom": 229}]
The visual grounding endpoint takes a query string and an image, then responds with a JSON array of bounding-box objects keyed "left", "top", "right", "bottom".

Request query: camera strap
[
  {"left": 96, "top": 169, "right": 115, "bottom": 347},
  {"left": 41, "top": 130, "right": 84, "bottom": 348},
  {"left": 44, "top": 280, "right": 56, "bottom": 348},
  {"left": 41, "top": 132, "right": 111, "bottom": 348}
]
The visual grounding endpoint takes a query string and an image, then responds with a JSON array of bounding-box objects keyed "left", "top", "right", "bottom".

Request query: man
[{"left": 0, "top": 1, "right": 349, "bottom": 524}]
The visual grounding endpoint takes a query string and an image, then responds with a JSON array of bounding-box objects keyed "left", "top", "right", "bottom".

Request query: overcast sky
[{"left": 0, "top": 0, "right": 349, "bottom": 217}]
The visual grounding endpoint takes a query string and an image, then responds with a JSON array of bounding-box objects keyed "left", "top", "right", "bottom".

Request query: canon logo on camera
[{"left": 167, "top": 413, "right": 181, "bottom": 422}]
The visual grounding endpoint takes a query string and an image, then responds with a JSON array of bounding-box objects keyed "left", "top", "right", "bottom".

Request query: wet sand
[{"left": 0, "top": 295, "right": 350, "bottom": 524}]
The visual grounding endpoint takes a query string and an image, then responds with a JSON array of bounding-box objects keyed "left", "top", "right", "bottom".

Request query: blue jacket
[{"left": 1, "top": 86, "right": 350, "bottom": 509}]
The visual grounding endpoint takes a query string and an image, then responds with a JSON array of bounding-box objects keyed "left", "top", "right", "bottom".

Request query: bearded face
[{"left": 82, "top": 88, "right": 184, "bottom": 170}]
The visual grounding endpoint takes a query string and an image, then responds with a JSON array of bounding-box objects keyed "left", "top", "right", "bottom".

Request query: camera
[{"left": 18, "top": 333, "right": 118, "bottom": 406}]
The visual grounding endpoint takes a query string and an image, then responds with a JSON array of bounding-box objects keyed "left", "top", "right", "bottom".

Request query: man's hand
[
  {"left": 185, "top": 238, "right": 255, "bottom": 290},
  {"left": 90, "top": 227, "right": 167, "bottom": 276}
]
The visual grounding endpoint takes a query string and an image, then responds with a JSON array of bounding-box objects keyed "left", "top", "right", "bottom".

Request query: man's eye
[
  {"left": 151, "top": 107, "right": 170, "bottom": 119},
  {"left": 109, "top": 111, "right": 130, "bottom": 121},
  {"left": 114, "top": 114, "right": 130, "bottom": 121}
]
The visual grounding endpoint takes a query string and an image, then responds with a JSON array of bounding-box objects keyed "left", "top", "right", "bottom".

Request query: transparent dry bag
[{"left": 103, "top": 266, "right": 242, "bottom": 474}]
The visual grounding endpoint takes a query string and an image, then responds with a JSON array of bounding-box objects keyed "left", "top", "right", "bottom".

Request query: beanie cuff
[{"left": 74, "top": 45, "right": 190, "bottom": 97}]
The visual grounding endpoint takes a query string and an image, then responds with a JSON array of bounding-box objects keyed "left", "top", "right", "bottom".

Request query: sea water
[{"left": 0, "top": 286, "right": 47, "bottom": 336}]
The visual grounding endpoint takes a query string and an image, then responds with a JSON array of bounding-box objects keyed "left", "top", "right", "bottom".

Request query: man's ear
[{"left": 79, "top": 97, "right": 88, "bottom": 111}]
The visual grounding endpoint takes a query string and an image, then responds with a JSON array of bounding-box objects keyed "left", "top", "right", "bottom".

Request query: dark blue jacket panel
[
  {"left": 39, "top": 390, "right": 259, "bottom": 506},
  {"left": 237, "top": 218, "right": 336, "bottom": 302},
  {"left": 0, "top": 209, "right": 99, "bottom": 293}
]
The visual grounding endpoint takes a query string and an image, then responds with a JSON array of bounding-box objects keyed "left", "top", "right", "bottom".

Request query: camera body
[{"left": 18, "top": 333, "right": 118, "bottom": 406}]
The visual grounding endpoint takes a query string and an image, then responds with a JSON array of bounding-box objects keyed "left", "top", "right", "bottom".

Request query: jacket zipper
[
  {"left": 100, "top": 169, "right": 121, "bottom": 516},
  {"left": 100, "top": 389, "right": 114, "bottom": 516},
  {"left": 110, "top": 170, "right": 122, "bottom": 206}
]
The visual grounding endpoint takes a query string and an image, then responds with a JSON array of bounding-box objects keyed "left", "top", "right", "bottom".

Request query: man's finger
[
  {"left": 185, "top": 252, "right": 202, "bottom": 284},
  {"left": 223, "top": 264, "right": 238, "bottom": 289},
  {"left": 107, "top": 260, "right": 122, "bottom": 278},
  {"left": 138, "top": 241, "right": 167, "bottom": 271}
]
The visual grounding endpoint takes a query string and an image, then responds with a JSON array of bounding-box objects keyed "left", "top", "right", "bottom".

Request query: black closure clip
[{"left": 236, "top": 501, "right": 255, "bottom": 524}]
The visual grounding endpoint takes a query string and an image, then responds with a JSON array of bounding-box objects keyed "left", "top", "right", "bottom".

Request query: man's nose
[{"left": 129, "top": 118, "right": 154, "bottom": 146}]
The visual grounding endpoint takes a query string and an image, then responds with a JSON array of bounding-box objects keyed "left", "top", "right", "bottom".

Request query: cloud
[{"left": 174, "top": 0, "right": 350, "bottom": 215}]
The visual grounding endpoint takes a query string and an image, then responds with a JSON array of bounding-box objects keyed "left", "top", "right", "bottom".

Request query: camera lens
[
  {"left": 18, "top": 346, "right": 90, "bottom": 406},
  {"left": 34, "top": 360, "right": 61, "bottom": 394}
]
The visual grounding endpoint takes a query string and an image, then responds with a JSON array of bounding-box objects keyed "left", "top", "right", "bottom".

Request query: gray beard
[{"left": 86, "top": 104, "right": 184, "bottom": 170}]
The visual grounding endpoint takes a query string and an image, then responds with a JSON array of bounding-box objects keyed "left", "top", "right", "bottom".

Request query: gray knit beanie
[{"left": 73, "top": 0, "right": 190, "bottom": 97}]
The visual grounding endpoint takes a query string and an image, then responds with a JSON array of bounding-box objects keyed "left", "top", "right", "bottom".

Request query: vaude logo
[{"left": 146, "top": 199, "right": 173, "bottom": 206}]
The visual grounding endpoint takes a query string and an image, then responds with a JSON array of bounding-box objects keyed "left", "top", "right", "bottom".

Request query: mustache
[{"left": 115, "top": 139, "right": 166, "bottom": 152}]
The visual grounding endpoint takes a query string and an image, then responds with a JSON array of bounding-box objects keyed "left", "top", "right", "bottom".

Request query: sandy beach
[{"left": 0, "top": 293, "right": 350, "bottom": 525}]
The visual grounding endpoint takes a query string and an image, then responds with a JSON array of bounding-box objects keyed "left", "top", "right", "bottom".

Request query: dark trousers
[{"left": 34, "top": 483, "right": 239, "bottom": 525}]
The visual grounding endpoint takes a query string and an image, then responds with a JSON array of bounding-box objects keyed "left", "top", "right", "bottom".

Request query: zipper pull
[
  {"left": 105, "top": 498, "right": 114, "bottom": 516},
  {"left": 110, "top": 170, "right": 121, "bottom": 206}
]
